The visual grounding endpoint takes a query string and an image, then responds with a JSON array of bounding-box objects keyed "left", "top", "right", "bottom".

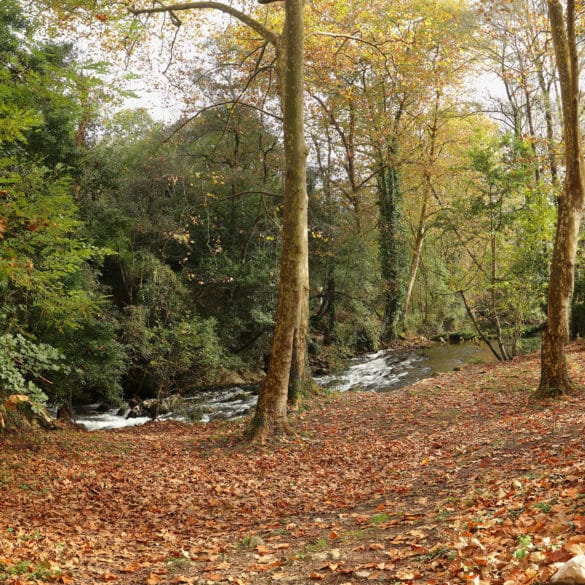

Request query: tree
[
  {"left": 477, "top": 0, "right": 559, "bottom": 183},
  {"left": 453, "top": 134, "right": 553, "bottom": 359},
  {"left": 535, "top": 0, "right": 585, "bottom": 397},
  {"left": 0, "top": 1, "right": 128, "bottom": 412},
  {"left": 129, "top": 0, "right": 309, "bottom": 436}
]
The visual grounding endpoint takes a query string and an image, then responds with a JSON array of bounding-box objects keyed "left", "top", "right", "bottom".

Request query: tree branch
[
  {"left": 159, "top": 99, "right": 283, "bottom": 143},
  {"left": 131, "top": 2, "right": 280, "bottom": 47}
]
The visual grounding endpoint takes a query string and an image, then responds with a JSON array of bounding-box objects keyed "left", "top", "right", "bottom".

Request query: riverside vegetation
[{"left": 0, "top": 0, "right": 579, "bottom": 428}]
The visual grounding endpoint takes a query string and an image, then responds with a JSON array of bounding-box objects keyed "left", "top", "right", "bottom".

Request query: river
[{"left": 75, "top": 341, "right": 498, "bottom": 431}]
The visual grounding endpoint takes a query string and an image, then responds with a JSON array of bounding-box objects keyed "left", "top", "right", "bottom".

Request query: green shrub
[
  {"left": 0, "top": 333, "right": 71, "bottom": 408},
  {"left": 49, "top": 316, "right": 126, "bottom": 407},
  {"left": 123, "top": 305, "right": 227, "bottom": 396}
]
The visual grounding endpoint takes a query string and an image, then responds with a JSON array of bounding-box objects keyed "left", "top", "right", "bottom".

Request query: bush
[
  {"left": 50, "top": 316, "right": 126, "bottom": 407},
  {"left": 122, "top": 305, "right": 227, "bottom": 397},
  {"left": 0, "top": 333, "right": 71, "bottom": 424}
]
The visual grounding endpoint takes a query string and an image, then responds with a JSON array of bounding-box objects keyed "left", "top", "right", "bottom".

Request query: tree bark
[{"left": 536, "top": 0, "right": 585, "bottom": 397}]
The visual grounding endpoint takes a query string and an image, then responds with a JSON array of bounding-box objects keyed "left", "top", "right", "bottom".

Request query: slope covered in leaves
[{"left": 1, "top": 343, "right": 585, "bottom": 584}]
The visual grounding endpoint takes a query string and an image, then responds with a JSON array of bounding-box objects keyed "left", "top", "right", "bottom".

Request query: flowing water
[{"left": 75, "top": 341, "right": 498, "bottom": 431}]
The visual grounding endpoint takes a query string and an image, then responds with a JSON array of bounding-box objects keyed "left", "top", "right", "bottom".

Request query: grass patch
[
  {"left": 0, "top": 560, "right": 60, "bottom": 582},
  {"left": 370, "top": 512, "right": 391, "bottom": 525},
  {"left": 166, "top": 555, "right": 191, "bottom": 569},
  {"left": 305, "top": 537, "right": 328, "bottom": 553}
]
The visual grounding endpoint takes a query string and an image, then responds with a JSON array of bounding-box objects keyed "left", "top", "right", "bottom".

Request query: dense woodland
[{"left": 0, "top": 0, "right": 583, "bottom": 427}]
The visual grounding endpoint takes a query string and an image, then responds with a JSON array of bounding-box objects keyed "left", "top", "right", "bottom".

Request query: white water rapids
[{"left": 75, "top": 342, "right": 497, "bottom": 431}]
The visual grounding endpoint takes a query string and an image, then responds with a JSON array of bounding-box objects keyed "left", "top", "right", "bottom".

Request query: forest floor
[{"left": 2, "top": 344, "right": 585, "bottom": 585}]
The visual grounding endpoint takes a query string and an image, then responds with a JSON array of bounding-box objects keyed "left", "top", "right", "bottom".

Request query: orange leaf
[
  {"left": 564, "top": 488, "right": 580, "bottom": 498},
  {"left": 309, "top": 571, "right": 325, "bottom": 579},
  {"left": 545, "top": 549, "right": 573, "bottom": 564},
  {"left": 145, "top": 574, "right": 161, "bottom": 585},
  {"left": 120, "top": 563, "right": 141, "bottom": 573},
  {"left": 575, "top": 515, "right": 585, "bottom": 533}
]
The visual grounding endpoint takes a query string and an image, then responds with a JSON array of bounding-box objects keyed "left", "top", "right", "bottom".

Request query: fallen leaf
[{"left": 395, "top": 569, "right": 416, "bottom": 581}]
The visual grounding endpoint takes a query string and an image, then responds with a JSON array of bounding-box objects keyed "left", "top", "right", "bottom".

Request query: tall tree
[
  {"left": 129, "top": 0, "right": 309, "bottom": 436},
  {"left": 302, "top": 0, "right": 475, "bottom": 341},
  {"left": 535, "top": 0, "right": 585, "bottom": 397}
]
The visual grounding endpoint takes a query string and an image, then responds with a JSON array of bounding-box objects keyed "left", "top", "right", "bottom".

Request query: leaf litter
[{"left": 2, "top": 343, "right": 585, "bottom": 584}]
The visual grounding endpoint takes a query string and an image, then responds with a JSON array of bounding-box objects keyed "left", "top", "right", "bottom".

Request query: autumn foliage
[{"left": 2, "top": 344, "right": 585, "bottom": 584}]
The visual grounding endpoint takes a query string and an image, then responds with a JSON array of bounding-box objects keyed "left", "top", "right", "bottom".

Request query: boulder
[
  {"left": 552, "top": 554, "right": 585, "bottom": 584},
  {"left": 128, "top": 395, "right": 183, "bottom": 418}
]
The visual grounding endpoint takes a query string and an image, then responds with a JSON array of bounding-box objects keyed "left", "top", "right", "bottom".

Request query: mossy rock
[{"left": 1, "top": 398, "right": 57, "bottom": 431}]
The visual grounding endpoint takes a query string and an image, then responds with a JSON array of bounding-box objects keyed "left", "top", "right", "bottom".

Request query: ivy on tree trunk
[{"left": 377, "top": 140, "right": 406, "bottom": 343}]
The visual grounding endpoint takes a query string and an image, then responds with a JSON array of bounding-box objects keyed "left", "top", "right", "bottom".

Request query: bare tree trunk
[
  {"left": 250, "top": 0, "right": 308, "bottom": 435},
  {"left": 536, "top": 0, "right": 585, "bottom": 397},
  {"left": 538, "top": 66, "right": 559, "bottom": 185},
  {"left": 403, "top": 88, "right": 441, "bottom": 326},
  {"left": 538, "top": 202, "right": 582, "bottom": 395},
  {"left": 288, "top": 248, "right": 309, "bottom": 406},
  {"left": 403, "top": 214, "right": 426, "bottom": 322},
  {"left": 490, "top": 222, "right": 510, "bottom": 361},
  {"left": 459, "top": 291, "right": 503, "bottom": 361},
  {"left": 403, "top": 154, "right": 434, "bottom": 321}
]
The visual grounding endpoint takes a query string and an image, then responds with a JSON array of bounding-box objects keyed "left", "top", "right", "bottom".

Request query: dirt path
[{"left": 2, "top": 344, "right": 585, "bottom": 584}]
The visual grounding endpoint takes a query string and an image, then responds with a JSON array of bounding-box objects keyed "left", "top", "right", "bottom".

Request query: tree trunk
[
  {"left": 249, "top": 0, "right": 308, "bottom": 436},
  {"left": 402, "top": 98, "right": 437, "bottom": 323},
  {"left": 403, "top": 213, "right": 425, "bottom": 323},
  {"left": 536, "top": 0, "right": 585, "bottom": 398},
  {"left": 459, "top": 291, "right": 503, "bottom": 361},
  {"left": 288, "top": 249, "right": 309, "bottom": 406},
  {"left": 537, "top": 66, "right": 559, "bottom": 185},
  {"left": 538, "top": 195, "right": 582, "bottom": 395}
]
